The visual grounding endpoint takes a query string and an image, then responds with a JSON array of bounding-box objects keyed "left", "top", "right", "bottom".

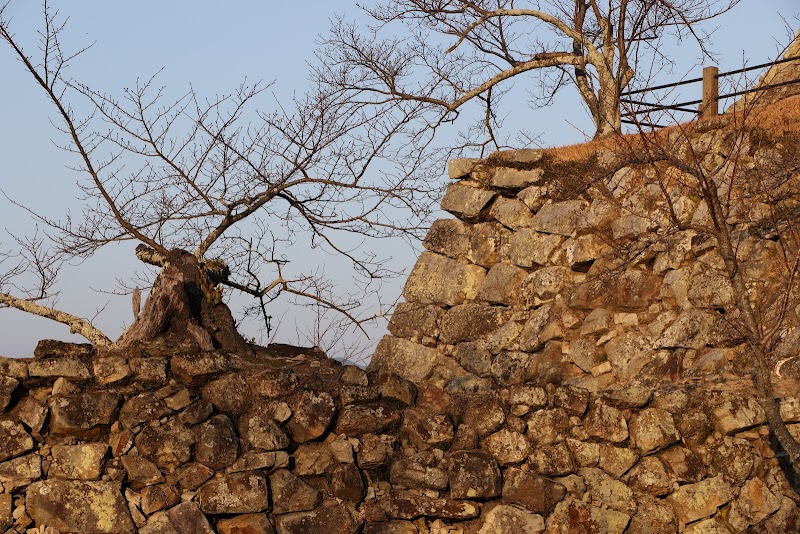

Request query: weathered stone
[
  {"left": 49, "top": 443, "right": 107, "bottom": 480},
  {"left": 140, "top": 501, "right": 215, "bottom": 534},
  {"left": 403, "top": 252, "right": 486, "bottom": 307},
  {"left": 710, "top": 436, "right": 757, "bottom": 485},
  {"left": 0, "top": 375, "right": 18, "bottom": 413},
  {"left": 357, "top": 434, "right": 396, "bottom": 468},
  {"left": 656, "top": 309, "right": 717, "bottom": 349},
  {"left": 286, "top": 390, "right": 335, "bottom": 442},
  {"left": 482, "top": 429, "right": 530, "bottom": 465},
  {"left": 522, "top": 267, "right": 570, "bottom": 307},
  {"left": 26, "top": 479, "right": 135, "bottom": 533},
  {"left": 688, "top": 271, "right": 734, "bottom": 309},
  {"left": 0, "top": 493, "right": 10, "bottom": 531},
  {"left": 579, "top": 467, "right": 636, "bottom": 514},
  {"left": 249, "top": 369, "right": 298, "bottom": 399},
  {"left": 490, "top": 167, "right": 545, "bottom": 190},
  {"left": 239, "top": 409, "right": 290, "bottom": 451},
  {"left": 490, "top": 197, "right": 536, "bottom": 230},
  {"left": 584, "top": 403, "right": 629, "bottom": 443},
  {"left": 49, "top": 392, "right": 121, "bottom": 437},
  {"left": 201, "top": 372, "right": 251, "bottom": 415},
  {"left": 467, "top": 222, "right": 511, "bottom": 267},
  {"left": 337, "top": 400, "right": 403, "bottom": 436},
  {"left": 658, "top": 446, "right": 707, "bottom": 483},
  {"left": 525, "top": 408, "right": 570, "bottom": 447},
  {"left": 629, "top": 408, "right": 680, "bottom": 454},
  {"left": 440, "top": 303, "right": 514, "bottom": 344},
  {"left": 402, "top": 409, "right": 454, "bottom": 450},
  {"left": 119, "top": 392, "right": 172, "bottom": 429},
  {"left": 170, "top": 352, "right": 230, "bottom": 385},
  {"left": 565, "top": 336, "right": 605, "bottom": 373},
  {"left": 727, "top": 477, "right": 782, "bottom": 531},
  {"left": 370, "top": 336, "right": 445, "bottom": 384},
  {"left": 0, "top": 453, "right": 41, "bottom": 489},
  {"left": 34, "top": 339, "right": 92, "bottom": 358},
  {"left": 0, "top": 355, "right": 28, "bottom": 379},
  {"left": 270, "top": 469, "right": 321, "bottom": 514},
  {"left": 197, "top": 472, "right": 268, "bottom": 514},
  {"left": 623, "top": 456, "right": 673, "bottom": 496},
  {"left": 16, "top": 397, "right": 47, "bottom": 434},
  {"left": 383, "top": 490, "right": 480, "bottom": 520},
  {"left": 141, "top": 483, "right": 180, "bottom": 515},
  {"left": 122, "top": 455, "right": 165, "bottom": 490},
  {"left": 387, "top": 302, "right": 443, "bottom": 342},
  {"left": 580, "top": 308, "right": 613, "bottom": 336},
  {"left": 597, "top": 444, "right": 638, "bottom": 477},
  {"left": 448, "top": 158, "right": 480, "bottom": 179},
  {"left": 570, "top": 270, "right": 662, "bottom": 310},
  {"left": 517, "top": 304, "right": 560, "bottom": 351},
  {"left": 194, "top": 414, "right": 239, "bottom": 470},
  {"left": 293, "top": 442, "right": 336, "bottom": 476},
  {"left": 529, "top": 442, "right": 576, "bottom": 477},
  {"left": 217, "top": 513, "right": 274, "bottom": 534},
  {"left": 546, "top": 498, "right": 630, "bottom": 534},
  {"left": 440, "top": 182, "right": 496, "bottom": 221},
  {"left": 625, "top": 495, "right": 677, "bottom": 534},
  {"left": 455, "top": 342, "right": 494, "bottom": 376},
  {"left": 491, "top": 351, "right": 535, "bottom": 385},
  {"left": 135, "top": 421, "right": 194, "bottom": 473},
  {"left": 376, "top": 372, "right": 417, "bottom": 406},
  {"left": 684, "top": 518, "right": 729, "bottom": 533},
  {"left": 28, "top": 356, "right": 90, "bottom": 380},
  {"left": 178, "top": 399, "right": 213, "bottom": 425},
  {"left": 330, "top": 463, "right": 365, "bottom": 502},
  {"left": 362, "top": 521, "right": 417, "bottom": 534},
  {"left": 227, "top": 451, "right": 288, "bottom": 474},
  {"left": 0, "top": 420, "right": 33, "bottom": 461},
  {"left": 447, "top": 450, "right": 501, "bottom": 499},
  {"left": 553, "top": 385, "right": 589, "bottom": 416},
  {"left": 478, "top": 504, "right": 545, "bottom": 533},
  {"left": 93, "top": 356, "right": 130, "bottom": 385},
  {"left": 390, "top": 459, "right": 448, "bottom": 490},
  {"left": 423, "top": 218, "right": 471, "bottom": 259},
  {"left": 507, "top": 229, "right": 563, "bottom": 268},
  {"left": 502, "top": 467, "right": 565, "bottom": 514},
  {"left": 129, "top": 357, "right": 167, "bottom": 384},
  {"left": 711, "top": 393, "right": 766, "bottom": 434},
  {"left": 600, "top": 385, "right": 652, "bottom": 409},
  {"left": 518, "top": 184, "right": 549, "bottom": 212},
  {"left": 567, "top": 438, "right": 600, "bottom": 468},
  {"left": 477, "top": 263, "right": 528, "bottom": 306},
  {"left": 604, "top": 332, "right": 655, "bottom": 383},
  {"left": 531, "top": 200, "right": 588, "bottom": 237},
  {"left": 665, "top": 476, "right": 735, "bottom": 523},
  {"left": 275, "top": 504, "right": 361, "bottom": 534}
]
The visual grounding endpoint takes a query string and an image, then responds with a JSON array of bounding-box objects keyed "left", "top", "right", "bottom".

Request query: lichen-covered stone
[
  {"left": 274, "top": 504, "right": 361, "bottom": 534},
  {"left": 531, "top": 200, "right": 588, "bottom": 237},
  {"left": 402, "top": 409, "right": 454, "bottom": 450},
  {"left": 506, "top": 229, "right": 563, "bottom": 268},
  {"left": 197, "top": 472, "right": 269, "bottom": 514},
  {"left": 28, "top": 356, "right": 90, "bottom": 381},
  {"left": 490, "top": 167, "right": 545, "bottom": 190},
  {"left": 49, "top": 391, "right": 121, "bottom": 437},
  {"left": 0, "top": 420, "right": 32, "bottom": 462},
  {"left": 122, "top": 455, "right": 165, "bottom": 490},
  {"left": 502, "top": 467, "right": 565, "bottom": 514},
  {"left": 665, "top": 475, "right": 735, "bottom": 523},
  {"left": 383, "top": 490, "right": 480, "bottom": 520},
  {"left": 337, "top": 400, "right": 403, "bottom": 436},
  {"left": 49, "top": 443, "right": 108, "bottom": 480},
  {"left": 27, "top": 479, "right": 135, "bottom": 533},
  {"left": 583, "top": 403, "right": 628, "bottom": 443},
  {"left": 135, "top": 421, "right": 194, "bottom": 473},
  {"left": 626, "top": 495, "right": 677, "bottom": 534},
  {"left": 370, "top": 336, "right": 445, "bottom": 384},
  {"left": 623, "top": 456, "right": 673, "bottom": 496},
  {"left": 201, "top": 372, "right": 252, "bottom": 415},
  {"left": 477, "top": 263, "right": 528, "bottom": 306},
  {"left": 194, "top": 414, "right": 240, "bottom": 470},
  {"left": 270, "top": 469, "right": 321, "bottom": 514},
  {"left": 140, "top": 501, "right": 215, "bottom": 534},
  {"left": 239, "top": 409, "right": 290, "bottom": 451},
  {"left": 440, "top": 303, "right": 513, "bottom": 344},
  {"left": 286, "top": 389, "right": 335, "bottom": 442},
  {"left": 490, "top": 197, "right": 536, "bottom": 230},
  {"left": 629, "top": 408, "right": 680, "bottom": 454},
  {"left": 390, "top": 459, "right": 448, "bottom": 491},
  {"left": 481, "top": 429, "right": 530, "bottom": 465},
  {"left": 217, "top": 513, "right": 274, "bottom": 534},
  {"left": 477, "top": 504, "right": 545, "bottom": 533},
  {"left": 440, "top": 182, "right": 496, "bottom": 221},
  {"left": 119, "top": 392, "right": 172, "bottom": 429},
  {"left": 0, "top": 375, "right": 18, "bottom": 413},
  {"left": 447, "top": 450, "right": 501, "bottom": 499},
  {"left": 403, "top": 252, "right": 486, "bottom": 307}
]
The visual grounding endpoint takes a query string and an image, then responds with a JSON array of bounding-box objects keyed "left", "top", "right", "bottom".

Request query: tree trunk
[
  {"left": 595, "top": 83, "right": 621, "bottom": 138},
  {"left": 115, "top": 248, "right": 251, "bottom": 354}
]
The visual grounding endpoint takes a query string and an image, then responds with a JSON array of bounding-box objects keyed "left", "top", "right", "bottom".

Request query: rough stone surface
[
  {"left": 196, "top": 472, "right": 269, "bottom": 514},
  {"left": 27, "top": 479, "right": 135, "bottom": 533}
]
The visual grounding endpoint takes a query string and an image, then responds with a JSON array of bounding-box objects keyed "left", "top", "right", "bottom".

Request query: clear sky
[{"left": 0, "top": 1, "right": 796, "bottom": 359}]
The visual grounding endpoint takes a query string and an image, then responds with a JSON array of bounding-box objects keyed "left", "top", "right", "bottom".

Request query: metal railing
[{"left": 619, "top": 55, "right": 800, "bottom": 127}]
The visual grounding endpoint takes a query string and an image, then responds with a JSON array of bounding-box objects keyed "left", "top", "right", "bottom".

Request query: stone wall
[
  {"left": 367, "top": 129, "right": 800, "bottom": 531},
  {"left": 3, "top": 124, "right": 800, "bottom": 533}
]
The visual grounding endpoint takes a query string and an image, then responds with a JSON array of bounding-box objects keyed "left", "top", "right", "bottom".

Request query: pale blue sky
[{"left": 0, "top": 1, "right": 796, "bottom": 358}]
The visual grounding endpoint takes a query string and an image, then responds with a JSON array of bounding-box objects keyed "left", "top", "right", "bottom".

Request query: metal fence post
[{"left": 699, "top": 66, "right": 719, "bottom": 120}]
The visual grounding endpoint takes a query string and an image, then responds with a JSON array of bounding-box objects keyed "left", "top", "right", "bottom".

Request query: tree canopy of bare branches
[
  {"left": 0, "top": 2, "right": 438, "bottom": 354},
  {"left": 318, "top": 0, "right": 740, "bottom": 143}
]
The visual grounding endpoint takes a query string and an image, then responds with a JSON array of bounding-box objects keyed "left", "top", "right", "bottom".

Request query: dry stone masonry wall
[{"left": 3, "top": 126, "right": 800, "bottom": 533}]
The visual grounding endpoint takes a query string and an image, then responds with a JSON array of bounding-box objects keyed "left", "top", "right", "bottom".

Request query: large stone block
[
  {"left": 439, "top": 303, "right": 514, "bottom": 344},
  {"left": 531, "top": 200, "right": 588, "bottom": 236},
  {"left": 489, "top": 197, "right": 536, "bottom": 230},
  {"left": 489, "top": 167, "right": 545, "bottom": 190},
  {"left": 403, "top": 252, "right": 486, "bottom": 307},
  {"left": 477, "top": 263, "right": 528, "bottom": 306},
  {"left": 369, "top": 336, "right": 445, "bottom": 384},
  {"left": 27, "top": 479, "right": 135, "bottom": 533},
  {"left": 440, "top": 182, "right": 496, "bottom": 221},
  {"left": 49, "top": 392, "right": 121, "bottom": 438},
  {"left": 197, "top": 472, "right": 269, "bottom": 514},
  {"left": 570, "top": 270, "right": 662, "bottom": 310},
  {"left": 506, "top": 229, "right": 564, "bottom": 268},
  {"left": 387, "top": 302, "right": 443, "bottom": 342}
]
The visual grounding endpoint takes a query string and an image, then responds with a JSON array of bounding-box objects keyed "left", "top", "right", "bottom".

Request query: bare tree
[
  {"left": 318, "top": 0, "right": 740, "bottom": 143},
  {"left": 0, "top": 2, "right": 436, "bottom": 354}
]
